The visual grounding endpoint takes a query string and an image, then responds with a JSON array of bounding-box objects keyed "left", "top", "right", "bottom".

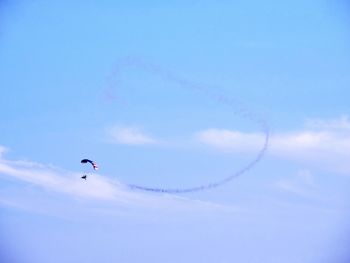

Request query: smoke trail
[{"left": 107, "top": 56, "right": 269, "bottom": 193}]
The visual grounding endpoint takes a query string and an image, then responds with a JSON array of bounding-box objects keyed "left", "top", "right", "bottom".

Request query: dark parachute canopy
[{"left": 81, "top": 159, "right": 98, "bottom": 170}]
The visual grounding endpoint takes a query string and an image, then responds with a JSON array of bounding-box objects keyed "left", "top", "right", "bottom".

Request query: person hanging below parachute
[{"left": 81, "top": 159, "right": 98, "bottom": 180}]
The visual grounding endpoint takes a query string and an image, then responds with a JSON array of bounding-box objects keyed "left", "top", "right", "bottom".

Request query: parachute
[
  {"left": 81, "top": 159, "right": 98, "bottom": 170},
  {"left": 81, "top": 159, "right": 98, "bottom": 180}
]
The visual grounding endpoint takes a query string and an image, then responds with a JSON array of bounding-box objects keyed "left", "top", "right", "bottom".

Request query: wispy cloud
[
  {"left": 271, "top": 131, "right": 350, "bottom": 159},
  {"left": 0, "top": 147, "right": 235, "bottom": 216},
  {"left": 106, "top": 125, "right": 157, "bottom": 145},
  {"left": 195, "top": 116, "right": 350, "bottom": 174},
  {"left": 0, "top": 159, "right": 132, "bottom": 201}
]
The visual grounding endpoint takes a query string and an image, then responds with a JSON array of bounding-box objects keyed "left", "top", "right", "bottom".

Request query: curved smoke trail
[{"left": 107, "top": 57, "right": 269, "bottom": 193}]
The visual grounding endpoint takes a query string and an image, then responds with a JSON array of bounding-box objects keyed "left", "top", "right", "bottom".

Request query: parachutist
[{"left": 81, "top": 159, "right": 98, "bottom": 181}]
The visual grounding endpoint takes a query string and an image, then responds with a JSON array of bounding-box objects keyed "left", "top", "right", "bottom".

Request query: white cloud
[
  {"left": 107, "top": 125, "right": 157, "bottom": 145},
  {"left": 0, "top": 147, "right": 236, "bottom": 215},
  {"left": 0, "top": 159, "right": 132, "bottom": 201},
  {"left": 271, "top": 131, "right": 350, "bottom": 158},
  {"left": 195, "top": 116, "right": 350, "bottom": 174}
]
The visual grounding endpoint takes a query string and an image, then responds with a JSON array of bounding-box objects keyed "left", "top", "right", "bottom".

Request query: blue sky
[{"left": 1, "top": 1, "right": 350, "bottom": 262}]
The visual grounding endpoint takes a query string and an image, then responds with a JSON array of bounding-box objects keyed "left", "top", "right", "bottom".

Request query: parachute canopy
[{"left": 81, "top": 159, "right": 98, "bottom": 170}]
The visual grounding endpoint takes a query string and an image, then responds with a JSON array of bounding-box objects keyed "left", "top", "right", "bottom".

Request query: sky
[{"left": 1, "top": 0, "right": 350, "bottom": 262}]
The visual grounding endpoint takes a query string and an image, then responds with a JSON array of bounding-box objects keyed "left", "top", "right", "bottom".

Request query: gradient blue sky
[{"left": 1, "top": 1, "right": 350, "bottom": 262}]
